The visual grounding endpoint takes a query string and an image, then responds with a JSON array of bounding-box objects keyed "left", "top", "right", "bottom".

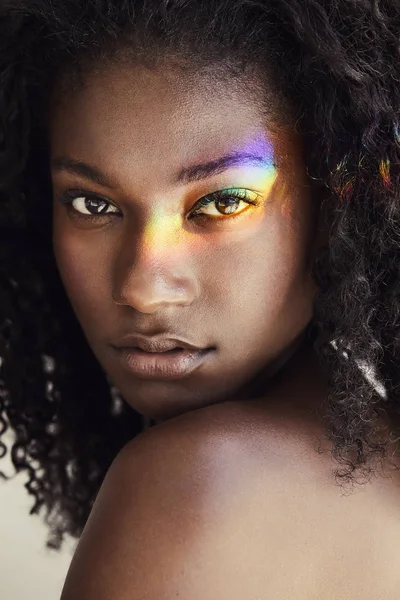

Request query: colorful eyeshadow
[{"left": 141, "top": 137, "right": 278, "bottom": 255}]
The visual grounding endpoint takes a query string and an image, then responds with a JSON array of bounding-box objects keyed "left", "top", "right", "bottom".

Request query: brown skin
[
  {"left": 50, "top": 60, "right": 326, "bottom": 422},
  {"left": 52, "top": 61, "right": 400, "bottom": 600}
]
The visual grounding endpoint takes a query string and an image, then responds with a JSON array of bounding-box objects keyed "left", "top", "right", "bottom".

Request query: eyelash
[{"left": 57, "top": 188, "right": 262, "bottom": 223}]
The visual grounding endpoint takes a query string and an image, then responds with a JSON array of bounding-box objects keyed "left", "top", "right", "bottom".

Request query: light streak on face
[
  {"left": 140, "top": 136, "right": 279, "bottom": 259},
  {"left": 50, "top": 62, "right": 319, "bottom": 421}
]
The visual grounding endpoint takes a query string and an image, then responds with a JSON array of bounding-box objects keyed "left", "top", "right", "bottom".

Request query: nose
[{"left": 112, "top": 214, "right": 198, "bottom": 313}]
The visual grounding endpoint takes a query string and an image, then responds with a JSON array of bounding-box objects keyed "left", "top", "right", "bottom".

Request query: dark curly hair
[{"left": 1, "top": 0, "right": 400, "bottom": 551}]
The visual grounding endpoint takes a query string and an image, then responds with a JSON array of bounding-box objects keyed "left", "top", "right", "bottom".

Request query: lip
[
  {"left": 111, "top": 334, "right": 207, "bottom": 354},
  {"left": 114, "top": 346, "right": 214, "bottom": 380}
]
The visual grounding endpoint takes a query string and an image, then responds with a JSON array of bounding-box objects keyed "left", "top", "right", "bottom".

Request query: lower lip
[{"left": 115, "top": 347, "right": 214, "bottom": 380}]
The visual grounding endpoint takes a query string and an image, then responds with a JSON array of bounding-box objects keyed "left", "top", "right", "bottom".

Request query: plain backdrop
[{"left": 0, "top": 425, "right": 77, "bottom": 600}]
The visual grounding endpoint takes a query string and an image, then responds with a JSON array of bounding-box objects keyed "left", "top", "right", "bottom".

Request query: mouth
[
  {"left": 135, "top": 347, "right": 183, "bottom": 353},
  {"left": 113, "top": 346, "right": 215, "bottom": 380},
  {"left": 111, "top": 334, "right": 207, "bottom": 354}
]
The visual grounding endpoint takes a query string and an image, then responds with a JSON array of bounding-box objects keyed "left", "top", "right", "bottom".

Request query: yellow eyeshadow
[{"left": 140, "top": 163, "right": 279, "bottom": 254}]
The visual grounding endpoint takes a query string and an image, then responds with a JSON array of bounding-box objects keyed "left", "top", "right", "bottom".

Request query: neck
[{"left": 234, "top": 323, "right": 323, "bottom": 403}]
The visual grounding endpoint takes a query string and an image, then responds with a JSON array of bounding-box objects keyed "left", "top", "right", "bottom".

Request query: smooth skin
[
  {"left": 51, "top": 59, "right": 400, "bottom": 598},
  {"left": 50, "top": 59, "right": 326, "bottom": 423}
]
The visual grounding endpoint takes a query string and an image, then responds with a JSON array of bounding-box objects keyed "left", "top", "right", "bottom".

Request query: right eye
[
  {"left": 58, "top": 191, "right": 121, "bottom": 218},
  {"left": 70, "top": 195, "right": 119, "bottom": 216}
]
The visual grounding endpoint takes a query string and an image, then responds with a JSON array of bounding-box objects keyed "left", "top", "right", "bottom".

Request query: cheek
[
  {"left": 213, "top": 211, "right": 311, "bottom": 303},
  {"left": 52, "top": 210, "right": 110, "bottom": 319},
  {"left": 207, "top": 205, "right": 316, "bottom": 348}
]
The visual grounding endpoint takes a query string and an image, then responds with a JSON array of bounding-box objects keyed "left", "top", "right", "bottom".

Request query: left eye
[{"left": 190, "top": 189, "right": 260, "bottom": 219}]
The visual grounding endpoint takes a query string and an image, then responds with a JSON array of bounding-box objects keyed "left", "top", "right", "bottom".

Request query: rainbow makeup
[{"left": 140, "top": 136, "right": 279, "bottom": 256}]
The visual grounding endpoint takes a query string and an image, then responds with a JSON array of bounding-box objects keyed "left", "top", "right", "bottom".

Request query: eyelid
[
  {"left": 190, "top": 187, "right": 264, "bottom": 218},
  {"left": 57, "top": 189, "right": 113, "bottom": 205},
  {"left": 190, "top": 189, "right": 261, "bottom": 215}
]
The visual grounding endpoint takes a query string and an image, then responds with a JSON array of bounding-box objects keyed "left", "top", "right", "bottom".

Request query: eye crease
[{"left": 56, "top": 187, "right": 264, "bottom": 223}]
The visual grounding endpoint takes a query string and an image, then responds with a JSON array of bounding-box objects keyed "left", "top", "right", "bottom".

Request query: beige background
[{"left": 0, "top": 426, "right": 77, "bottom": 600}]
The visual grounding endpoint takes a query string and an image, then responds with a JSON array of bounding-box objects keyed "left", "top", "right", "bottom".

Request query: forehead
[{"left": 49, "top": 62, "right": 289, "bottom": 188}]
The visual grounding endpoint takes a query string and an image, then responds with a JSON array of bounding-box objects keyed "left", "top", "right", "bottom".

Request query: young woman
[{"left": 1, "top": 0, "right": 400, "bottom": 597}]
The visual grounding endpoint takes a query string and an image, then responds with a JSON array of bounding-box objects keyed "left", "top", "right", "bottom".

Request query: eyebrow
[
  {"left": 51, "top": 157, "right": 115, "bottom": 188},
  {"left": 51, "top": 151, "right": 272, "bottom": 188},
  {"left": 177, "top": 151, "right": 272, "bottom": 184}
]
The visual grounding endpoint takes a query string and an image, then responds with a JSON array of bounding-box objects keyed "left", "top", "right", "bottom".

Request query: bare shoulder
[
  {"left": 127, "top": 400, "right": 400, "bottom": 599},
  {"left": 122, "top": 398, "right": 336, "bottom": 490},
  {"left": 61, "top": 399, "right": 400, "bottom": 599},
  {"left": 64, "top": 400, "right": 318, "bottom": 599}
]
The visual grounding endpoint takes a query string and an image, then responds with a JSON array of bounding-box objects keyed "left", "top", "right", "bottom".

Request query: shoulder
[
  {"left": 60, "top": 400, "right": 332, "bottom": 600},
  {"left": 123, "top": 398, "right": 333, "bottom": 480},
  {"left": 126, "top": 396, "right": 329, "bottom": 459},
  {"left": 116, "top": 398, "right": 334, "bottom": 513}
]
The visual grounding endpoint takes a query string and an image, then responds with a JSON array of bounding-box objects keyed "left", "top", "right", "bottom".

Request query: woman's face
[{"left": 50, "top": 60, "right": 322, "bottom": 421}]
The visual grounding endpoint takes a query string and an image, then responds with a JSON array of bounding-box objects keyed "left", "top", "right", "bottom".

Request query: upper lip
[{"left": 111, "top": 334, "right": 207, "bottom": 353}]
